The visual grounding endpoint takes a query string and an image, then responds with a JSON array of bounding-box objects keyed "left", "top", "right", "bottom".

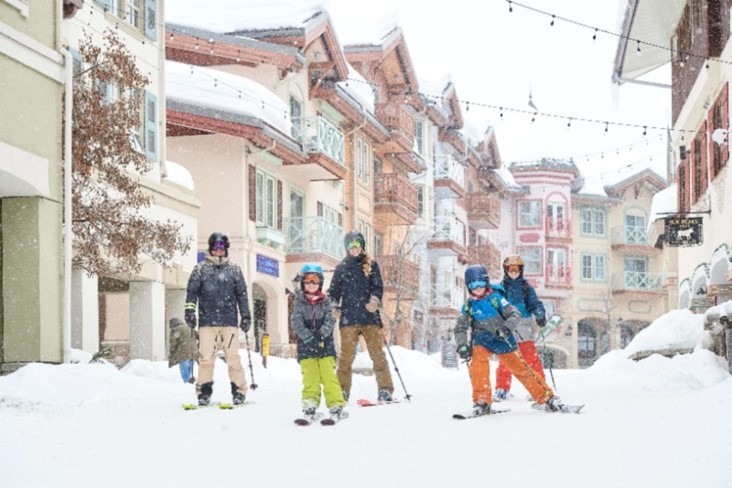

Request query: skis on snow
[
  {"left": 356, "top": 398, "right": 400, "bottom": 407},
  {"left": 452, "top": 409, "right": 510, "bottom": 420},
  {"left": 294, "top": 411, "right": 349, "bottom": 426},
  {"left": 181, "top": 401, "right": 253, "bottom": 410}
]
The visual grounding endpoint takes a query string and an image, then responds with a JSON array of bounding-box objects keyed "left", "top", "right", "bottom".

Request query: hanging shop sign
[{"left": 664, "top": 216, "right": 703, "bottom": 246}]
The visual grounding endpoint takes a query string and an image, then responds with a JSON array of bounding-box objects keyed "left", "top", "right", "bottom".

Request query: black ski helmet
[
  {"left": 344, "top": 231, "right": 366, "bottom": 252},
  {"left": 464, "top": 265, "right": 489, "bottom": 289},
  {"left": 208, "top": 232, "right": 230, "bottom": 256}
]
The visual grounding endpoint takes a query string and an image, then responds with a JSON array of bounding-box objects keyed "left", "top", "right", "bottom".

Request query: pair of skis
[
  {"left": 181, "top": 401, "right": 253, "bottom": 410},
  {"left": 452, "top": 403, "right": 584, "bottom": 419},
  {"left": 293, "top": 412, "right": 348, "bottom": 426}
]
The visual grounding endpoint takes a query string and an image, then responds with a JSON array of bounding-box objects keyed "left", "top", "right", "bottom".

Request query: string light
[
  {"left": 508, "top": 1, "right": 513, "bottom": 12},
  {"left": 507, "top": 0, "right": 732, "bottom": 67},
  {"left": 550, "top": 15, "right": 555, "bottom": 27},
  {"left": 592, "top": 28, "right": 597, "bottom": 41}
]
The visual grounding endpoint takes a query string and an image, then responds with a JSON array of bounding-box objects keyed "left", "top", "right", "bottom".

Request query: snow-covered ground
[{"left": 2, "top": 306, "right": 732, "bottom": 488}]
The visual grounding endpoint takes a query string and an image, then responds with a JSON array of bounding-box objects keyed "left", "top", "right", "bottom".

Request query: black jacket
[
  {"left": 185, "top": 254, "right": 250, "bottom": 327},
  {"left": 327, "top": 254, "right": 383, "bottom": 327}
]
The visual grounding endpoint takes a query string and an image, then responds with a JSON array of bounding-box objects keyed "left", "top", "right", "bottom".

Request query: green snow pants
[{"left": 300, "top": 356, "right": 345, "bottom": 409}]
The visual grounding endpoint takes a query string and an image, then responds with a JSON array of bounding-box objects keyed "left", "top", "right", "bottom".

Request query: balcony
[
  {"left": 376, "top": 255, "right": 420, "bottom": 300},
  {"left": 611, "top": 271, "right": 665, "bottom": 295},
  {"left": 466, "top": 192, "right": 500, "bottom": 229},
  {"left": 467, "top": 242, "right": 500, "bottom": 273},
  {"left": 546, "top": 217, "right": 571, "bottom": 240},
  {"left": 427, "top": 217, "right": 466, "bottom": 256},
  {"left": 256, "top": 226, "right": 285, "bottom": 250},
  {"left": 546, "top": 265, "right": 572, "bottom": 287},
  {"left": 429, "top": 281, "right": 464, "bottom": 318},
  {"left": 374, "top": 104, "right": 422, "bottom": 173},
  {"left": 433, "top": 154, "right": 465, "bottom": 199},
  {"left": 374, "top": 173, "right": 419, "bottom": 226},
  {"left": 611, "top": 226, "right": 656, "bottom": 254},
  {"left": 284, "top": 216, "right": 343, "bottom": 266},
  {"left": 289, "top": 116, "right": 346, "bottom": 180}
]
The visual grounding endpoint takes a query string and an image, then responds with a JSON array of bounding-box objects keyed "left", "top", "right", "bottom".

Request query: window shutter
[
  {"left": 144, "top": 0, "right": 157, "bottom": 41},
  {"left": 317, "top": 201, "right": 323, "bottom": 217},
  {"left": 277, "top": 180, "right": 283, "bottom": 230},
  {"left": 722, "top": 83, "right": 729, "bottom": 165},
  {"left": 248, "top": 165, "right": 256, "bottom": 221},
  {"left": 144, "top": 91, "right": 158, "bottom": 162}
]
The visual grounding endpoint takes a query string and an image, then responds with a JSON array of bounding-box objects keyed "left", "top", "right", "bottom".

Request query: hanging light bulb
[
  {"left": 508, "top": 1, "right": 512, "bottom": 12},
  {"left": 643, "top": 126, "right": 647, "bottom": 136},
  {"left": 592, "top": 29, "right": 598, "bottom": 41},
  {"left": 550, "top": 15, "right": 555, "bottom": 27},
  {"left": 636, "top": 40, "right": 642, "bottom": 56},
  {"left": 604, "top": 121, "right": 609, "bottom": 133}
]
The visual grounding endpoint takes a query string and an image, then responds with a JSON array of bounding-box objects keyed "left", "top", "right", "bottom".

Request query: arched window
[{"left": 577, "top": 320, "right": 597, "bottom": 368}]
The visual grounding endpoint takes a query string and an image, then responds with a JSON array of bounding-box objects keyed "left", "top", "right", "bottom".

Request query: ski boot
[
  {"left": 231, "top": 383, "right": 246, "bottom": 405},
  {"left": 377, "top": 390, "right": 394, "bottom": 402},
  {"left": 493, "top": 389, "right": 510, "bottom": 402},
  {"left": 197, "top": 382, "right": 213, "bottom": 406},
  {"left": 472, "top": 401, "right": 492, "bottom": 416},
  {"left": 328, "top": 405, "right": 349, "bottom": 421}
]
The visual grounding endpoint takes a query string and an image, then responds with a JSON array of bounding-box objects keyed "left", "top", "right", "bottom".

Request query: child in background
[
  {"left": 291, "top": 263, "right": 347, "bottom": 422},
  {"left": 494, "top": 255, "right": 547, "bottom": 401}
]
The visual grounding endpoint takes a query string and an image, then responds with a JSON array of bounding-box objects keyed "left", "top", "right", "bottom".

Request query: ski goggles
[
  {"left": 347, "top": 239, "right": 362, "bottom": 250},
  {"left": 506, "top": 265, "right": 521, "bottom": 273},
  {"left": 467, "top": 280, "right": 487, "bottom": 291},
  {"left": 302, "top": 275, "right": 322, "bottom": 285},
  {"left": 211, "top": 241, "right": 227, "bottom": 251}
]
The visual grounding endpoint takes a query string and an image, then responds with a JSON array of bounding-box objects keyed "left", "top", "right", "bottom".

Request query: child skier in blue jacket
[
  {"left": 291, "top": 264, "right": 347, "bottom": 422},
  {"left": 454, "top": 265, "right": 564, "bottom": 416}
]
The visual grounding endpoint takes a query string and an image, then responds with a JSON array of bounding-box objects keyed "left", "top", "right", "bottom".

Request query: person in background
[
  {"left": 291, "top": 263, "right": 347, "bottom": 421},
  {"left": 168, "top": 317, "right": 198, "bottom": 384},
  {"left": 454, "top": 265, "right": 564, "bottom": 416},
  {"left": 494, "top": 255, "right": 547, "bottom": 401},
  {"left": 328, "top": 231, "right": 395, "bottom": 403},
  {"left": 184, "top": 232, "right": 251, "bottom": 406}
]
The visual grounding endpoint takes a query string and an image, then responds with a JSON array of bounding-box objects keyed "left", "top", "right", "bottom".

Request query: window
[
  {"left": 581, "top": 206, "right": 606, "bottom": 237},
  {"left": 624, "top": 213, "right": 646, "bottom": 244},
  {"left": 414, "top": 120, "right": 424, "bottom": 155},
  {"left": 624, "top": 256, "right": 649, "bottom": 289},
  {"left": 373, "top": 233, "right": 383, "bottom": 256},
  {"left": 97, "top": 0, "right": 157, "bottom": 40},
  {"left": 356, "top": 137, "right": 371, "bottom": 185},
  {"left": 289, "top": 95, "right": 303, "bottom": 141},
  {"left": 357, "top": 219, "right": 371, "bottom": 250},
  {"left": 517, "top": 247, "right": 542, "bottom": 275},
  {"left": 518, "top": 200, "right": 541, "bottom": 228},
  {"left": 581, "top": 253, "right": 606, "bottom": 281},
  {"left": 416, "top": 184, "right": 425, "bottom": 219},
  {"left": 256, "top": 170, "right": 278, "bottom": 229}
]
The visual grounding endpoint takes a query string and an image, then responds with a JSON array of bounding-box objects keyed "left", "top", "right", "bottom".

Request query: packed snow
[{"left": 2, "top": 306, "right": 731, "bottom": 488}]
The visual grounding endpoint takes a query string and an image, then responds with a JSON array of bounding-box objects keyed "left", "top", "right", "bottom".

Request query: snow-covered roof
[
  {"left": 328, "top": 3, "right": 399, "bottom": 46},
  {"left": 492, "top": 166, "right": 522, "bottom": 190},
  {"left": 649, "top": 184, "right": 677, "bottom": 223},
  {"left": 164, "top": 161, "right": 194, "bottom": 191},
  {"left": 337, "top": 64, "right": 375, "bottom": 113},
  {"left": 576, "top": 176, "right": 608, "bottom": 197},
  {"left": 165, "top": 0, "right": 327, "bottom": 34},
  {"left": 165, "top": 61, "right": 291, "bottom": 135}
]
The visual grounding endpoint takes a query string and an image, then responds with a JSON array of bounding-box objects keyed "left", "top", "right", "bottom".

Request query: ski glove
[
  {"left": 240, "top": 317, "right": 251, "bottom": 333},
  {"left": 320, "top": 323, "right": 334, "bottom": 338},
  {"left": 301, "top": 331, "right": 315, "bottom": 344},
  {"left": 536, "top": 316, "right": 547, "bottom": 328},
  {"left": 457, "top": 344, "right": 472, "bottom": 360},
  {"left": 365, "top": 296, "right": 381, "bottom": 313},
  {"left": 184, "top": 311, "right": 197, "bottom": 328}
]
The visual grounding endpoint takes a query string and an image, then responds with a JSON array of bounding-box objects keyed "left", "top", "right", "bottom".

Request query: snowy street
[{"left": 2, "top": 307, "right": 732, "bottom": 488}]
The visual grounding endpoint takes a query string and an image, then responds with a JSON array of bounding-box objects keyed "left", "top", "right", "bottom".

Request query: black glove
[
  {"left": 536, "top": 316, "right": 546, "bottom": 328},
  {"left": 240, "top": 317, "right": 251, "bottom": 333},
  {"left": 184, "top": 311, "right": 196, "bottom": 328},
  {"left": 457, "top": 344, "right": 472, "bottom": 361}
]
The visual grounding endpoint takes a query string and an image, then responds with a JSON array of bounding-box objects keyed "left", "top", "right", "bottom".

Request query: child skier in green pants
[{"left": 291, "top": 264, "right": 347, "bottom": 422}]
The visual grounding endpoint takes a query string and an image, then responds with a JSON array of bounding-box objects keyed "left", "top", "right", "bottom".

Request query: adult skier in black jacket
[
  {"left": 328, "top": 231, "right": 394, "bottom": 402},
  {"left": 184, "top": 232, "right": 251, "bottom": 406}
]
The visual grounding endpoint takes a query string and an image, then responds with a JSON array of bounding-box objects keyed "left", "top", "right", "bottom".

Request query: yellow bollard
[{"left": 261, "top": 333, "right": 270, "bottom": 368}]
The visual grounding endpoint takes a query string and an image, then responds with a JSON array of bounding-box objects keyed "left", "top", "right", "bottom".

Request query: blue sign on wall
[{"left": 256, "top": 254, "right": 279, "bottom": 277}]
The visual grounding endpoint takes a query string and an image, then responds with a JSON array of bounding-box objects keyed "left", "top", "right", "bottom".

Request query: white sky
[
  {"left": 326, "top": 0, "right": 672, "bottom": 181},
  {"left": 2, "top": 303, "right": 732, "bottom": 487}
]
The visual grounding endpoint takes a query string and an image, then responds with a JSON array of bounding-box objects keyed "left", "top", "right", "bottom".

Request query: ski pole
[
  {"left": 383, "top": 338, "right": 412, "bottom": 401},
  {"left": 544, "top": 343, "right": 557, "bottom": 390},
  {"left": 244, "top": 331, "right": 258, "bottom": 390}
]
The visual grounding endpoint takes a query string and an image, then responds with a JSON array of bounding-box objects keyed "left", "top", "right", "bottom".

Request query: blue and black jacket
[{"left": 454, "top": 285, "right": 522, "bottom": 354}]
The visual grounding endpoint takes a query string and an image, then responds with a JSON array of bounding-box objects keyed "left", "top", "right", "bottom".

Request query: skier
[
  {"left": 493, "top": 255, "right": 547, "bottom": 401},
  {"left": 454, "top": 265, "right": 564, "bottom": 415},
  {"left": 168, "top": 317, "right": 198, "bottom": 384},
  {"left": 184, "top": 232, "right": 251, "bottom": 406},
  {"left": 292, "top": 263, "right": 347, "bottom": 421},
  {"left": 328, "top": 231, "right": 395, "bottom": 403}
]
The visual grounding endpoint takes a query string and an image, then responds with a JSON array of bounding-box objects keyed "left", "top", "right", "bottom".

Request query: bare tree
[
  {"left": 379, "top": 227, "right": 432, "bottom": 347},
  {"left": 68, "top": 30, "right": 190, "bottom": 277}
]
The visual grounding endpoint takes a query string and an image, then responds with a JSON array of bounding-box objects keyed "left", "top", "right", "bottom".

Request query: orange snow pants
[
  {"left": 495, "top": 340, "right": 545, "bottom": 392},
  {"left": 469, "top": 345, "right": 553, "bottom": 405}
]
